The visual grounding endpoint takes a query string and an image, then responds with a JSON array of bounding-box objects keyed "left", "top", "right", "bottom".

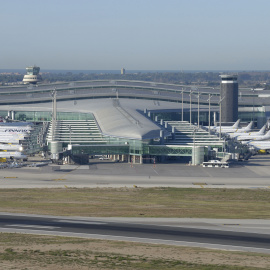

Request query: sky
[{"left": 1, "top": 0, "right": 270, "bottom": 71}]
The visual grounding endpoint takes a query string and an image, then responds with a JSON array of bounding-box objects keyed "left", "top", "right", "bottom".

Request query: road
[{"left": 0, "top": 213, "right": 270, "bottom": 254}]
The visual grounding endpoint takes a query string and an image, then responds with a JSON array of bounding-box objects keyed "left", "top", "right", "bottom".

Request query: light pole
[
  {"left": 197, "top": 91, "right": 201, "bottom": 128},
  {"left": 218, "top": 96, "right": 225, "bottom": 140},
  {"left": 207, "top": 94, "right": 213, "bottom": 134},
  {"left": 189, "top": 90, "right": 193, "bottom": 125},
  {"left": 193, "top": 128, "right": 198, "bottom": 165},
  {"left": 51, "top": 88, "right": 57, "bottom": 141},
  {"left": 252, "top": 87, "right": 255, "bottom": 121},
  {"left": 181, "top": 89, "right": 184, "bottom": 121}
]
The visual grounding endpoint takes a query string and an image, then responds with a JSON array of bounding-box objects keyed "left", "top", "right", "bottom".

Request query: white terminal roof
[{"left": 0, "top": 98, "right": 198, "bottom": 140}]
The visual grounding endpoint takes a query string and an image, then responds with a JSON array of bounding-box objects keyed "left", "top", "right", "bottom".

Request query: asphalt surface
[
  {"left": 0, "top": 213, "right": 269, "bottom": 253},
  {"left": 0, "top": 155, "right": 270, "bottom": 189}
]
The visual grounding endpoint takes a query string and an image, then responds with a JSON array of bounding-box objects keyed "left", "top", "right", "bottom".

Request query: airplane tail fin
[
  {"left": 245, "top": 121, "right": 253, "bottom": 131},
  {"left": 232, "top": 119, "right": 240, "bottom": 129},
  {"left": 258, "top": 125, "right": 266, "bottom": 135}
]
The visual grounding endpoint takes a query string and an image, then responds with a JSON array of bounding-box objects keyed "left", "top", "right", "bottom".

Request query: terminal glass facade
[{"left": 0, "top": 111, "right": 94, "bottom": 122}]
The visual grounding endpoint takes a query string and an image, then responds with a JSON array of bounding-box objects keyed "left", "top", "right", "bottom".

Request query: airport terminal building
[{"left": 0, "top": 78, "right": 269, "bottom": 164}]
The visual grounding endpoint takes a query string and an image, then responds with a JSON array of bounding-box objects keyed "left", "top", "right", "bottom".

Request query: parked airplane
[
  {"left": 236, "top": 127, "right": 269, "bottom": 141},
  {"left": 0, "top": 144, "right": 23, "bottom": 151},
  {"left": 0, "top": 127, "right": 32, "bottom": 133},
  {"left": 0, "top": 124, "right": 31, "bottom": 144},
  {"left": 230, "top": 125, "right": 266, "bottom": 139},
  {"left": 0, "top": 122, "right": 33, "bottom": 133},
  {"left": 0, "top": 133, "right": 29, "bottom": 144},
  {"left": 208, "top": 119, "right": 240, "bottom": 131},
  {"left": 215, "top": 121, "right": 253, "bottom": 134},
  {"left": 247, "top": 140, "right": 270, "bottom": 150},
  {"left": 0, "top": 151, "right": 27, "bottom": 159},
  {"left": 224, "top": 121, "right": 254, "bottom": 136}
]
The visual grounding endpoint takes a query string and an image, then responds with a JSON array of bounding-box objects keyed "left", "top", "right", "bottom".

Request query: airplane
[
  {"left": 246, "top": 140, "right": 270, "bottom": 150},
  {"left": 215, "top": 121, "right": 253, "bottom": 134},
  {"left": 0, "top": 151, "right": 27, "bottom": 159},
  {"left": 236, "top": 127, "right": 269, "bottom": 141},
  {"left": 0, "top": 127, "right": 32, "bottom": 133},
  {"left": 0, "top": 144, "right": 23, "bottom": 151},
  {"left": 0, "top": 122, "right": 33, "bottom": 133},
  {"left": 0, "top": 133, "right": 29, "bottom": 143},
  {"left": 230, "top": 125, "right": 266, "bottom": 139},
  {"left": 0, "top": 126, "right": 31, "bottom": 144},
  {"left": 208, "top": 119, "right": 240, "bottom": 131}
]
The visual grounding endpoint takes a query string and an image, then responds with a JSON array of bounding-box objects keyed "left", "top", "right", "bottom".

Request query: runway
[{"left": 0, "top": 213, "right": 270, "bottom": 253}]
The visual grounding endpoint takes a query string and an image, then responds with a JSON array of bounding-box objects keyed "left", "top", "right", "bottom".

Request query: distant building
[
  {"left": 23, "top": 66, "right": 42, "bottom": 84},
  {"left": 121, "top": 68, "right": 126, "bottom": 75}
]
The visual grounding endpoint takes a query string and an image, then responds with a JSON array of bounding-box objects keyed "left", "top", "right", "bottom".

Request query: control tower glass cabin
[{"left": 23, "top": 66, "right": 42, "bottom": 84}]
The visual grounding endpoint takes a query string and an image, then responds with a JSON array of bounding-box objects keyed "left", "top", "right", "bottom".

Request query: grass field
[
  {"left": 0, "top": 233, "right": 269, "bottom": 270},
  {"left": 0, "top": 187, "right": 269, "bottom": 218},
  {"left": 1, "top": 187, "right": 270, "bottom": 269}
]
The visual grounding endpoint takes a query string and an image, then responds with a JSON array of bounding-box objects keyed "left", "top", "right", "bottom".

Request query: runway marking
[
  {"left": 55, "top": 220, "right": 107, "bottom": 225},
  {"left": 6, "top": 224, "right": 60, "bottom": 229},
  {"left": 0, "top": 229, "right": 269, "bottom": 253},
  {"left": 51, "top": 165, "right": 81, "bottom": 181}
]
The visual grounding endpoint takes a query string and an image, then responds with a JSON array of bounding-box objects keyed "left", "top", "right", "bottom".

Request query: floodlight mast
[
  {"left": 218, "top": 96, "right": 225, "bottom": 140},
  {"left": 189, "top": 90, "right": 193, "bottom": 125},
  {"left": 181, "top": 89, "right": 184, "bottom": 121},
  {"left": 51, "top": 88, "right": 57, "bottom": 141},
  {"left": 252, "top": 87, "right": 255, "bottom": 121},
  {"left": 193, "top": 127, "right": 198, "bottom": 165},
  {"left": 197, "top": 90, "right": 201, "bottom": 128},
  {"left": 207, "top": 94, "right": 213, "bottom": 134}
]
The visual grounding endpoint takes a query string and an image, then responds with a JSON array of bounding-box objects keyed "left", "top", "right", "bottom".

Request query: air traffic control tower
[
  {"left": 23, "top": 66, "right": 42, "bottom": 84},
  {"left": 220, "top": 74, "right": 238, "bottom": 123}
]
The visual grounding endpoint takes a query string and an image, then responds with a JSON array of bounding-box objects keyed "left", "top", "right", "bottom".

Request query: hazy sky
[{"left": 1, "top": 0, "right": 270, "bottom": 70}]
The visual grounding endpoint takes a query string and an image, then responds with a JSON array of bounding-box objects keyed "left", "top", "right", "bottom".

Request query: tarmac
[{"left": 0, "top": 154, "right": 269, "bottom": 189}]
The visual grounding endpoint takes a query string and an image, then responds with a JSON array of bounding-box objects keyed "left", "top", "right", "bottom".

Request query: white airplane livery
[
  {"left": 209, "top": 119, "right": 241, "bottom": 131},
  {"left": 237, "top": 128, "right": 270, "bottom": 142},
  {"left": 0, "top": 144, "right": 23, "bottom": 151},
  {"left": 231, "top": 125, "right": 266, "bottom": 139},
  {"left": 247, "top": 140, "right": 270, "bottom": 150},
  {"left": 0, "top": 122, "right": 32, "bottom": 144},
  {"left": 215, "top": 121, "right": 253, "bottom": 134},
  {"left": 0, "top": 151, "right": 27, "bottom": 159},
  {"left": 0, "top": 122, "right": 33, "bottom": 159}
]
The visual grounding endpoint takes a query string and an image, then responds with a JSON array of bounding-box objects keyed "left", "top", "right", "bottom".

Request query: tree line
[{"left": 1, "top": 71, "right": 270, "bottom": 88}]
